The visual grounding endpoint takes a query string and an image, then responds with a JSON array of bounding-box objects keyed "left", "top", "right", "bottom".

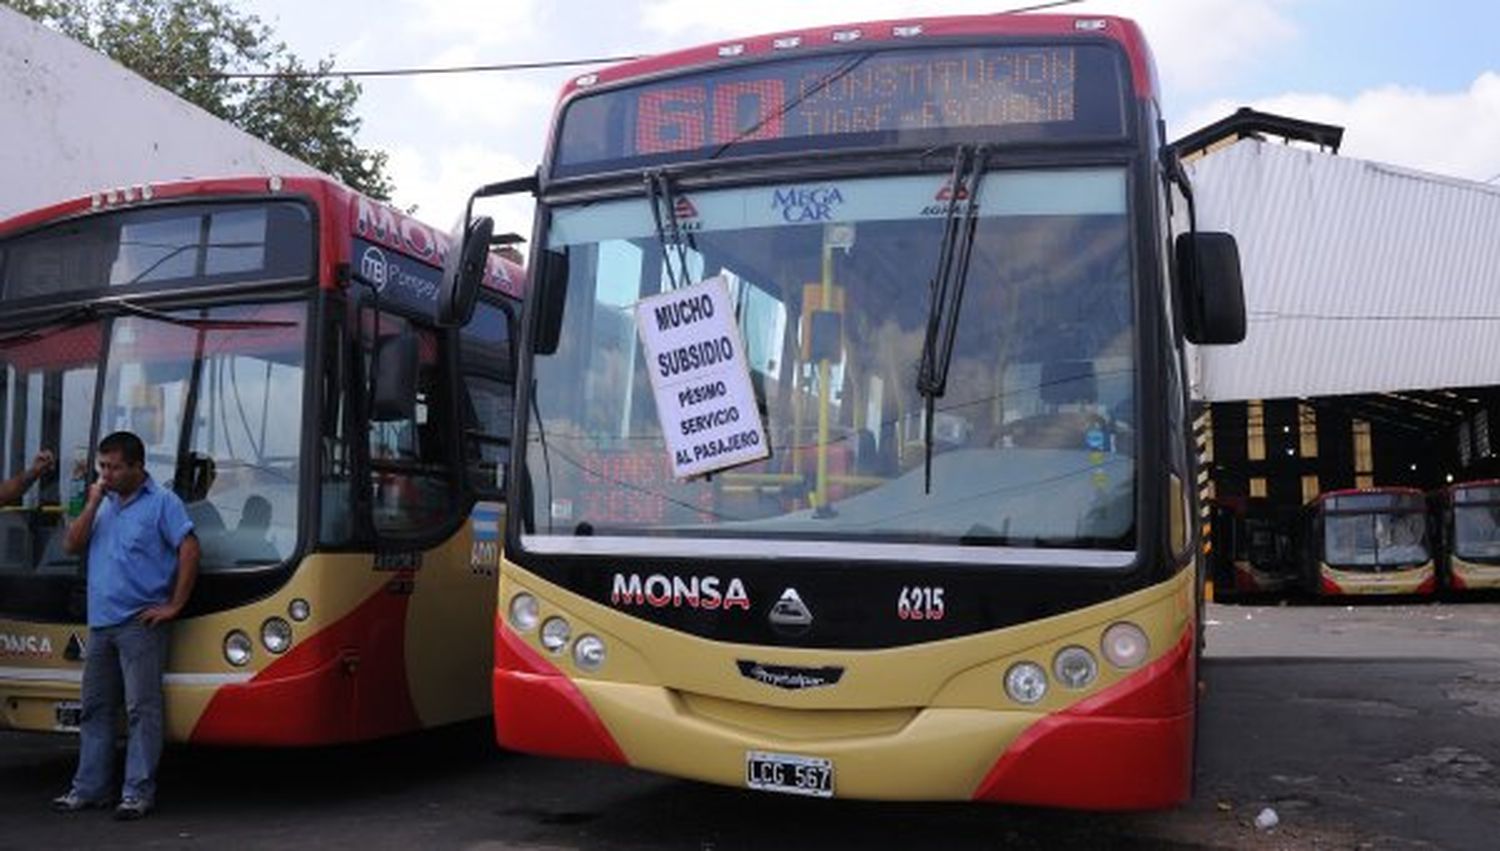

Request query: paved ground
[{"left": 2, "top": 601, "right": 1496, "bottom": 850}]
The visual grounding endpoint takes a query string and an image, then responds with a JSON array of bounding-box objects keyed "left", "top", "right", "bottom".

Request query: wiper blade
[
  {"left": 0, "top": 299, "right": 292, "bottom": 350},
  {"left": 644, "top": 169, "right": 695, "bottom": 290},
  {"left": 0, "top": 305, "right": 98, "bottom": 350},
  {"left": 917, "top": 144, "right": 989, "bottom": 494},
  {"left": 103, "top": 298, "right": 295, "bottom": 331}
]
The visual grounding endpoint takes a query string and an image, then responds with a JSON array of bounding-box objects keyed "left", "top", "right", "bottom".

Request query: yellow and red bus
[
  {"left": 0, "top": 175, "right": 521, "bottom": 744},
  {"left": 458, "top": 13, "right": 1244, "bottom": 808},
  {"left": 1207, "top": 498, "right": 1297, "bottom": 599},
  {"left": 1301, "top": 487, "right": 1436, "bottom": 597},
  {"left": 1435, "top": 480, "right": 1500, "bottom": 592}
]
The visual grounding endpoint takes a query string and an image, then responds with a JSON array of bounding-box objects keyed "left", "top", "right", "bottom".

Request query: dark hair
[{"left": 98, "top": 431, "right": 145, "bottom": 467}]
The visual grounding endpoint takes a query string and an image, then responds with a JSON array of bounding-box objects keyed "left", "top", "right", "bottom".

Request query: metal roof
[{"left": 1185, "top": 136, "right": 1500, "bottom": 403}]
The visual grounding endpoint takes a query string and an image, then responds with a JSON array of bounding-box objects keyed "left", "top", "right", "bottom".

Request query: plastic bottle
[{"left": 66, "top": 447, "right": 88, "bottom": 519}]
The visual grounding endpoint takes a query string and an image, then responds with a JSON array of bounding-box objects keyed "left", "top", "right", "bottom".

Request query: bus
[
  {"left": 1207, "top": 499, "right": 1296, "bottom": 600},
  {"left": 454, "top": 13, "right": 1245, "bottom": 808},
  {"left": 1434, "top": 480, "right": 1500, "bottom": 592},
  {"left": 0, "top": 175, "right": 522, "bottom": 744},
  {"left": 1301, "top": 487, "right": 1435, "bottom": 597}
]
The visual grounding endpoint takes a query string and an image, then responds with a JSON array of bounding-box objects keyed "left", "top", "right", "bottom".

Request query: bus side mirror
[
  {"left": 534, "top": 249, "right": 569, "bottom": 356},
  {"left": 438, "top": 216, "right": 492, "bottom": 328},
  {"left": 372, "top": 332, "right": 418, "bottom": 422},
  {"left": 1175, "top": 232, "right": 1246, "bottom": 345}
]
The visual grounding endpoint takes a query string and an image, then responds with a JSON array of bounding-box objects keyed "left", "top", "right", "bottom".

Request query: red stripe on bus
[
  {"left": 493, "top": 626, "right": 627, "bottom": 764},
  {"left": 189, "top": 586, "right": 420, "bottom": 745},
  {"left": 971, "top": 631, "right": 1194, "bottom": 809}
]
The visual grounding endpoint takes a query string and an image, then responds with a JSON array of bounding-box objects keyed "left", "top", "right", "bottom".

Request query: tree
[{"left": 11, "top": 0, "right": 394, "bottom": 199}]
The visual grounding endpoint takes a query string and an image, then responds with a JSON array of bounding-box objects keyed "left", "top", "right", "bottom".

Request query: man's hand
[
  {"left": 85, "top": 480, "right": 106, "bottom": 508},
  {"left": 139, "top": 603, "right": 182, "bottom": 626},
  {"left": 27, "top": 449, "right": 55, "bottom": 480}
]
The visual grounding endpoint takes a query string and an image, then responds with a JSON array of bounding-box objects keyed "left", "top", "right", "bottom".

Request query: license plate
[
  {"left": 54, "top": 700, "right": 82, "bottom": 731},
  {"left": 745, "top": 751, "right": 834, "bottom": 798}
]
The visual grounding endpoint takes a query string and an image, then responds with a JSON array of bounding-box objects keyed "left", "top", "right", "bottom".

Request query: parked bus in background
[
  {"left": 1207, "top": 498, "right": 1296, "bottom": 600},
  {"left": 0, "top": 175, "right": 522, "bottom": 744},
  {"left": 1301, "top": 487, "right": 1435, "bottom": 597},
  {"left": 1434, "top": 480, "right": 1500, "bottom": 592},
  {"left": 451, "top": 13, "right": 1244, "bottom": 808}
]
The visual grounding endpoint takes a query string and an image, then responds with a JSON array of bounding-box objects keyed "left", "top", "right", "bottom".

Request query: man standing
[
  {"left": 51, "top": 432, "right": 198, "bottom": 821},
  {"left": 0, "top": 449, "right": 54, "bottom": 506}
]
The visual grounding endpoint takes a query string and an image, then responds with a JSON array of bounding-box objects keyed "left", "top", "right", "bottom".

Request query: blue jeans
[{"left": 70, "top": 620, "right": 170, "bottom": 804}]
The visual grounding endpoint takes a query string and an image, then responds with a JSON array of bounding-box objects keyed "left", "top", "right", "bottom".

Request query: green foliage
[{"left": 10, "top": 0, "right": 394, "bottom": 199}]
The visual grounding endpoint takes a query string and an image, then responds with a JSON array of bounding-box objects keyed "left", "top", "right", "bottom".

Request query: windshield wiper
[
  {"left": 103, "top": 298, "right": 296, "bottom": 331},
  {"left": 0, "top": 305, "right": 98, "bottom": 350},
  {"left": 0, "top": 299, "right": 291, "bottom": 350},
  {"left": 644, "top": 169, "right": 695, "bottom": 290},
  {"left": 916, "top": 144, "right": 989, "bottom": 494}
]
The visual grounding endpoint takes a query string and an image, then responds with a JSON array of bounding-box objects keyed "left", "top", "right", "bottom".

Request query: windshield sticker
[
  {"left": 771, "top": 185, "right": 846, "bottom": 223},
  {"left": 636, "top": 275, "right": 770, "bottom": 479}
]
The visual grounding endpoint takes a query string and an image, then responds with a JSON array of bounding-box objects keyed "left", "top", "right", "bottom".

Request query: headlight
[
  {"left": 1052, "top": 645, "right": 1099, "bottom": 689},
  {"left": 261, "top": 617, "right": 293, "bottom": 654},
  {"left": 508, "top": 593, "right": 539, "bottom": 631},
  {"left": 288, "top": 598, "right": 311, "bottom": 622},
  {"left": 1004, "top": 661, "right": 1047, "bottom": 705},
  {"left": 1101, "top": 622, "right": 1149, "bottom": 669},
  {"left": 540, "top": 617, "right": 571, "bottom": 652},
  {"left": 573, "top": 635, "right": 606, "bottom": 671},
  {"left": 224, "top": 630, "right": 253, "bottom": 667}
]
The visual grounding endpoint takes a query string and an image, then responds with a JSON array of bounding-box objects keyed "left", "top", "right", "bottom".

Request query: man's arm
[
  {"left": 0, "top": 450, "right": 54, "bottom": 507},
  {"left": 140, "top": 534, "right": 199, "bottom": 626},
  {"left": 62, "top": 480, "right": 105, "bottom": 556}
]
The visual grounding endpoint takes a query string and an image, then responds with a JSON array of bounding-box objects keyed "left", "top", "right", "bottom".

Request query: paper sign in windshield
[{"left": 636, "top": 276, "right": 769, "bottom": 479}]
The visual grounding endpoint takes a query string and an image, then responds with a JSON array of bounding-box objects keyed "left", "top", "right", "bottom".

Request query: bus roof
[
  {"left": 0, "top": 174, "right": 524, "bottom": 301},
  {"left": 1309, "top": 486, "right": 1427, "bottom": 509},
  {"left": 556, "top": 14, "right": 1157, "bottom": 104}
]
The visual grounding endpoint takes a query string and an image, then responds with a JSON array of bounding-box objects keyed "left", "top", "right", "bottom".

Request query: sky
[{"left": 241, "top": 0, "right": 1500, "bottom": 237}]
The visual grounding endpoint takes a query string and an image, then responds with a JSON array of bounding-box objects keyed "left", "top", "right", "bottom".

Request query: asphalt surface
[{"left": 2, "top": 601, "right": 1496, "bottom": 850}]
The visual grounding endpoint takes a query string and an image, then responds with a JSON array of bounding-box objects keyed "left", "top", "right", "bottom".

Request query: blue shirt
[{"left": 87, "top": 475, "right": 195, "bottom": 628}]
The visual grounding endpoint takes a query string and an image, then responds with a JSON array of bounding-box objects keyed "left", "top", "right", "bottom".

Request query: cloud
[
  {"left": 399, "top": 0, "right": 545, "bottom": 44},
  {"left": 1072, "top": 0, "right": 1298, "bottom": 94},
  {"left": 1180, "top": 72, "right": 1500, "bottom": 182},
  {"left": 386, "top": 144, "right": 536, "bottom": 242},
  {"left": 409, "top": 45, "right": 562, "bottom": 136}
]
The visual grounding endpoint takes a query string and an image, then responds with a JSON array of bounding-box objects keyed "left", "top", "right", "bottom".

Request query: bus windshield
[
  {"left": 1454, "top": 502, "right": 1500, "bottom": 560},
  {"left": 0, "top": 302, "right": 307, "bottom": 584},
  {"left": 1323, "top": 510, "right": 1429, "bottom": 567},
  {"left": 526, "top": 168, "right": 1136, "bottom": 564}
]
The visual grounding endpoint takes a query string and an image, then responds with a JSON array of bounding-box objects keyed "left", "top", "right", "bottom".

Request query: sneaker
[
  {"left": 51, "top": 791, "right": 109, "bottom": 813},
  {"left": 113, "top": 797, "right": 151, "bottom": 821}
]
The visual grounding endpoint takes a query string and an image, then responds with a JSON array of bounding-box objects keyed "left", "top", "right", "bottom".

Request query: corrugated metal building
[
  {"left": 1178, "top": 114, "right": 1500, "bottom": 518},
  {"left": 1187, "top": 135, "right": 1500, "bottom": 403}
]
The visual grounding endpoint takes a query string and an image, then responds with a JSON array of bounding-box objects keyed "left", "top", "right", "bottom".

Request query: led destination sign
[{"left": 554, "top": 44, "right": 1127, "bottom": 175}]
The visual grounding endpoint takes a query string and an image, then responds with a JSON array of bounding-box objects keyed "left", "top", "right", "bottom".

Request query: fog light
[
  {"left": 288, "top": 598, "right": 311, "bottom": 622},
  {"left": 540, "top": 617, "right": 571, "bottom": 652},
  {"left": 261, "top": 617, "right": 292, "bottom": 654},
  {"left": 1101, "top": 622, "right": 1149, "bottom": 669},
  {"left": 508, "top": 593, "right": 539, "bottom": 631},
  {"left": 573, "top": 635, "right": 606, "bottom": 671},
  {"left": 1004, "top": 661, "right": 1047, "bottom": 705},
  {"left": 1052, "top": 645, "right": 1098, "bottom": 689},
  {"left": 224, "top": 631, "right": 253, "bottom": 667}
]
